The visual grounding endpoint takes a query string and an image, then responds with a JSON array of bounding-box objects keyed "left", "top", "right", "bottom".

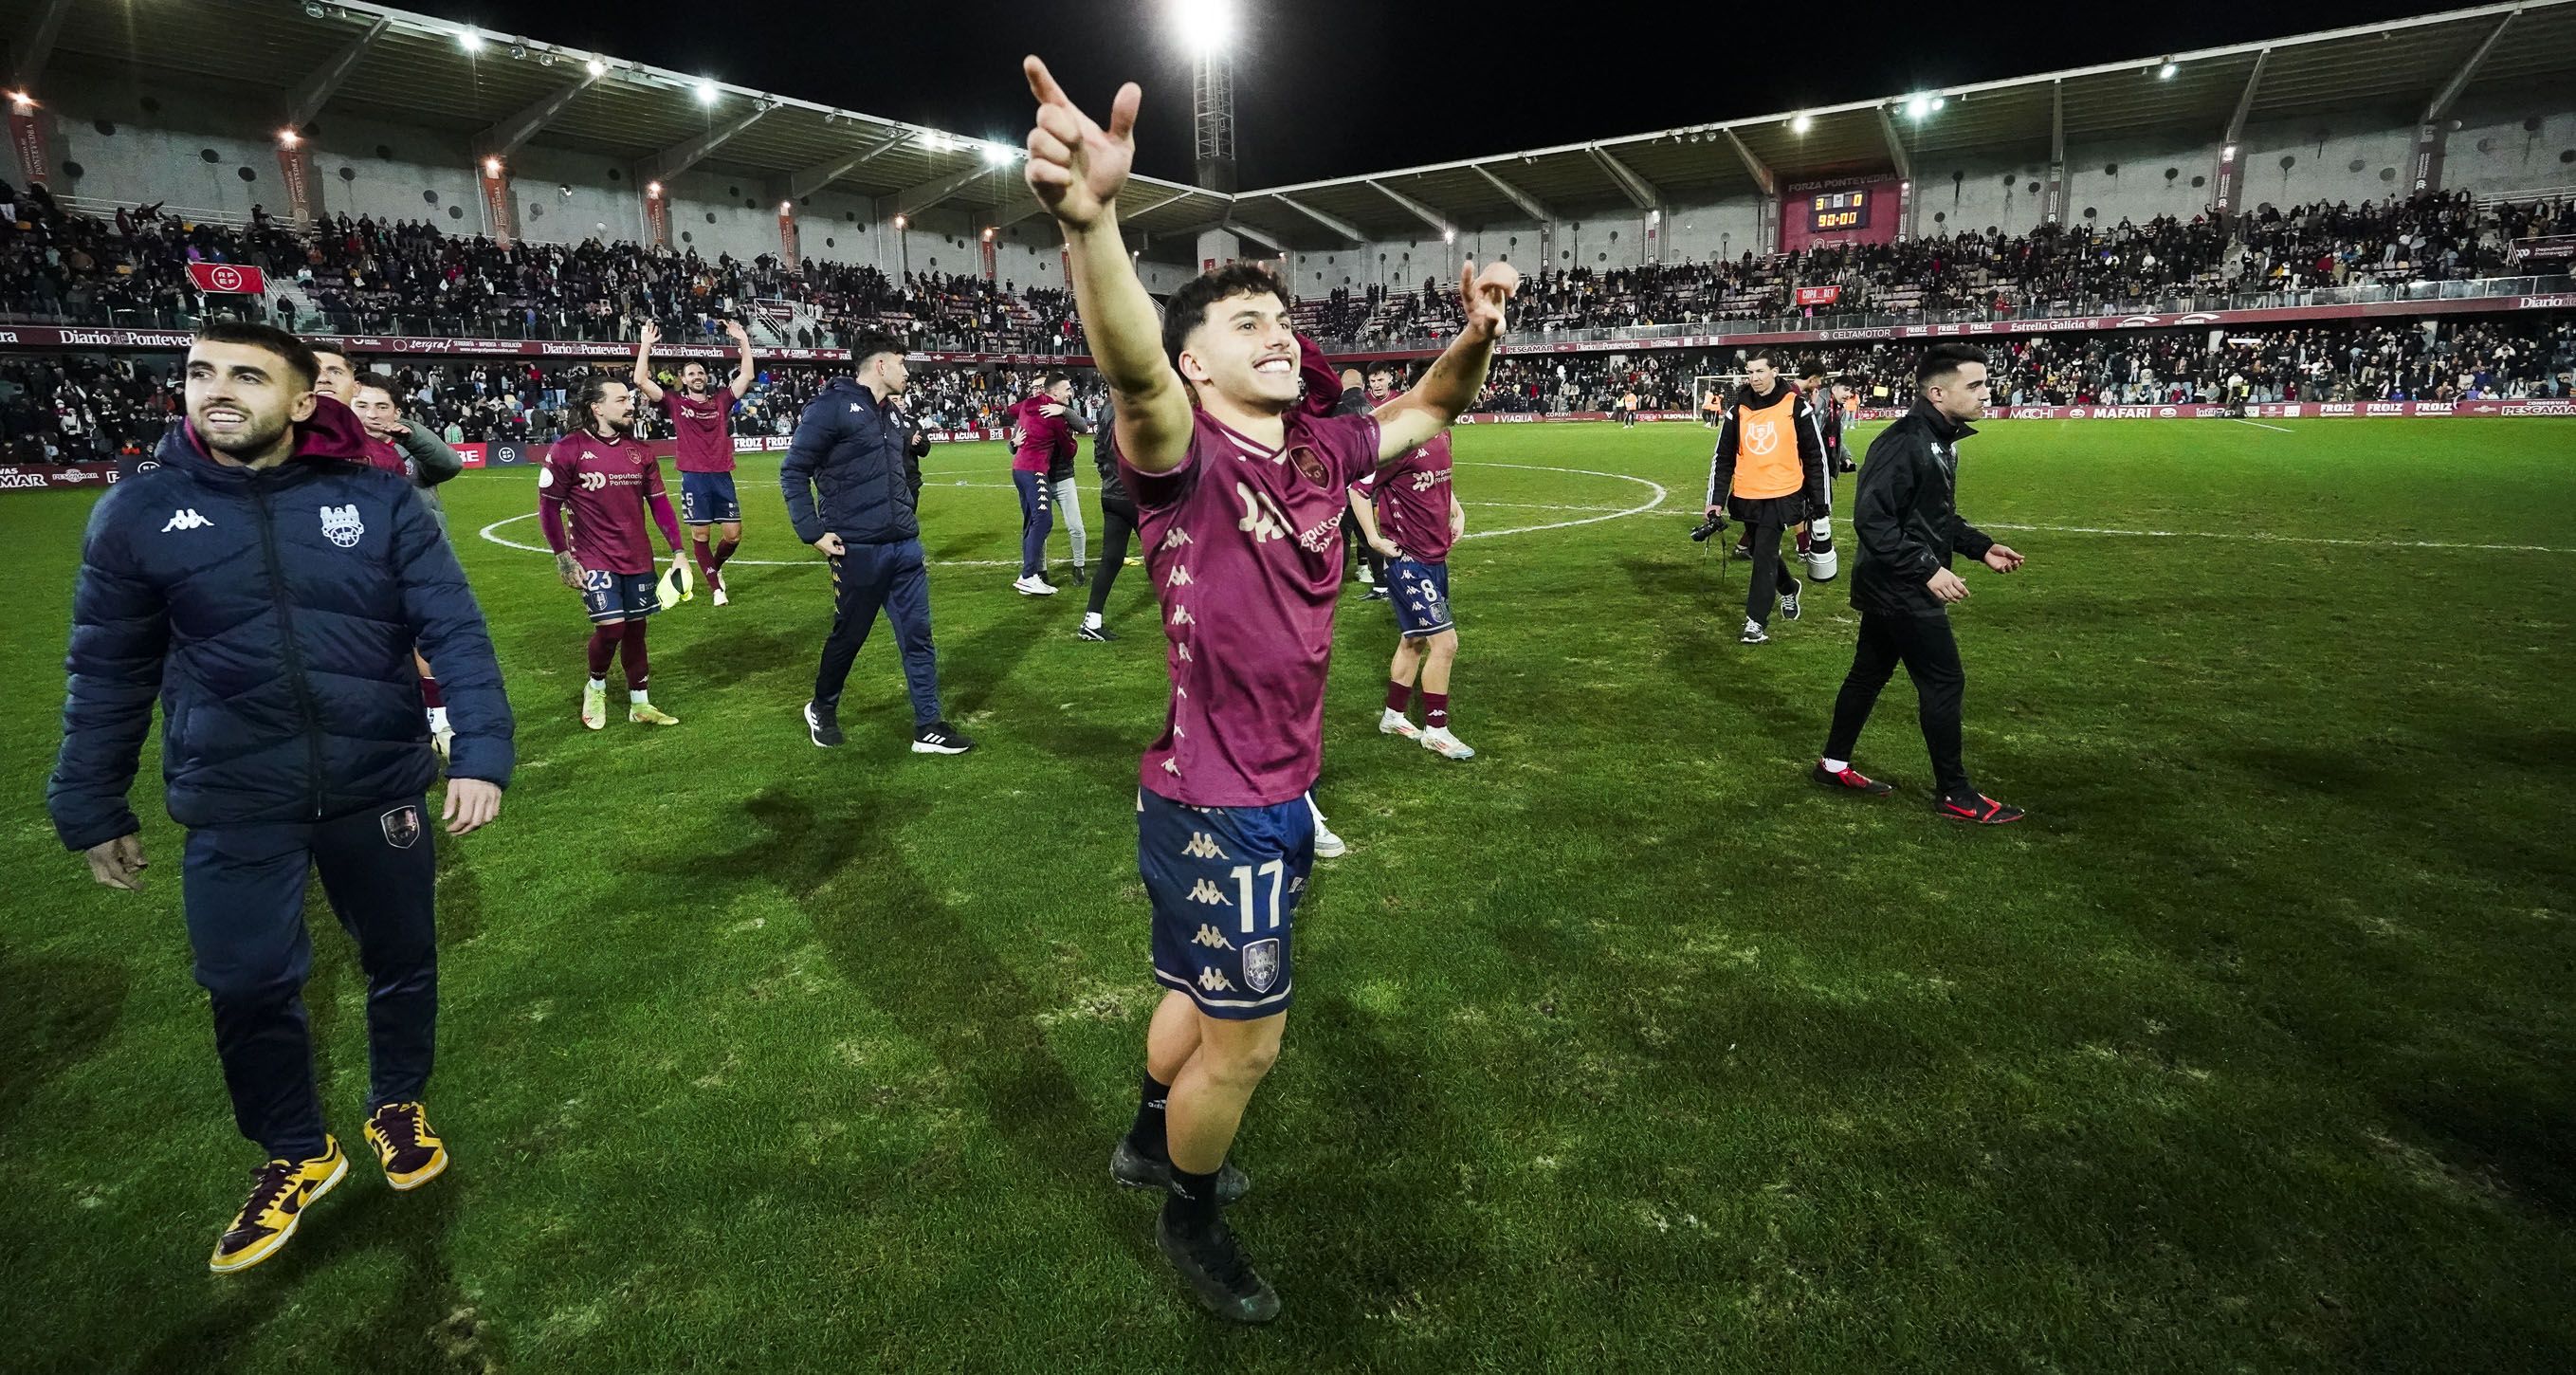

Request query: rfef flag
[{"left": 186, "top": 263, "right": 268, "bottom": 295}]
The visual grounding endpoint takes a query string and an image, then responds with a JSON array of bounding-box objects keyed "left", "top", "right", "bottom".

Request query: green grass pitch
[{"left": 0, "top": 418, "right": 2569, "bottom": 1372}]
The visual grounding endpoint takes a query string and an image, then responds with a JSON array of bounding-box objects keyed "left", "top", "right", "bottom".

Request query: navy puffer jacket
[{"left": 46, "top": 398, "right": 513, "bottom": 851}]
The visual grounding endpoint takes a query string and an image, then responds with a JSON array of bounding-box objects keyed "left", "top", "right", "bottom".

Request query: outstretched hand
[
  {"left": 1022, "top": 56, "right": 1139, "bottom": 231},
  {"left": 1457, "top": 260, "right": 1520, "bottom": 343},
  {"left": 638, "top": 321, "right": 662, "bottom": 348}
]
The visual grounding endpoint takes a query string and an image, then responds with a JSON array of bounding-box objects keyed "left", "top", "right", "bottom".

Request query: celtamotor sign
[{"left": 186, "top": 263, "right": 268, "bottom": 295}]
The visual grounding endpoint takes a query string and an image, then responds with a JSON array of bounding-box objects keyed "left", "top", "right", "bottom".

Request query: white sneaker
[
  {"left": 1379, "top": 708, "right": 1422, "bottom": 741},
  {"left": 1420, "top": 726, "right": 1476, "bottom": 761},
  {"left": 1312, "top": 822, "right": 1347, "bottom": 859},
  {"left": 711, "top": 586, "right": 730, "bottom": 607},
  {"left": 1014, "top": 575, "right": 1059, "bottom": 596}
]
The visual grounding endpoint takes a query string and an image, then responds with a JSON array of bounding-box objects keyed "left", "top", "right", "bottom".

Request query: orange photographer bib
[{"left": 1729, "top": 388, "right": 1805, "bottom": 500}]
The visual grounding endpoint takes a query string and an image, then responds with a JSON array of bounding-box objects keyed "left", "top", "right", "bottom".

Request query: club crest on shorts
[
  {"left": 380, "top": 804, "right": 422, "bottom": 849},
  {"left": 1242, "top": 938, "right": 1282, "bottom": 994},
  {"left": 320, "top": 503, "right": 365, "bottom": 549},
  {"left": 1285, "top": 445, "right": 1330, "bottom": 486}
]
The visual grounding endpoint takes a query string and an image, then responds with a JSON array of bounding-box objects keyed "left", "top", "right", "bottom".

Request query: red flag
[{"left": 187, "top": 262, "right": 268, "bottom": 295}]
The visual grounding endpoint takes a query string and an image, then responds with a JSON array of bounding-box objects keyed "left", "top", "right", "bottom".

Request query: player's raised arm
[
  {"left": 1022, "top": 56, "right": 1191, "bottom": 474},
  {"left": 1373, "top": 262, "right": 1519, "bottom": 465},
  {"left": 724, "top": 319, "right": 756, "bottom": 400},
  {"left": 631, "top": 322, "right": 666, "bottom": 404}
]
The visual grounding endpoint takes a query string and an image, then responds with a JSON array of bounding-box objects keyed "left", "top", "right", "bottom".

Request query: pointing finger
[{"left": 1024, "top": 56, "right": 1073, "bottom": 110}]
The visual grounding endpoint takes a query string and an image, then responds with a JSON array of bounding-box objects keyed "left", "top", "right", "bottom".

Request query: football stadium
[{"left": 2, "top": 0, "right": 2572, "bottom": 1366}]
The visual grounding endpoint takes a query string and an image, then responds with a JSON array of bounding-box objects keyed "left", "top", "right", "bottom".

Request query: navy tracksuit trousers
[
  {"left": 182, "top": 796, "right": 439, "bottom": 1160},
  {"left": 814, "top": 538, "right": 944, "bottom": 728}
]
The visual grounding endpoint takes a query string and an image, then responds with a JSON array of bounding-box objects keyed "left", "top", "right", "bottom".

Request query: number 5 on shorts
[{"left": 1231, "top": 859, "right": 1284, "bottom": 935}]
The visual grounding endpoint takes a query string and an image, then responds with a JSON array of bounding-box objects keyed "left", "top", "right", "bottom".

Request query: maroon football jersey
[
  {"left": 1359, "top": 431, "right": 1457, "bottom": 563},
  {"left": 660, "top": 389, "right": 736, "bottom": 473},
  {"left": 539, "top": 431, "right": 668, "bottom": 575},
  {"left": 1122, "top": 408, "right": 1382, "bottom": 807}
]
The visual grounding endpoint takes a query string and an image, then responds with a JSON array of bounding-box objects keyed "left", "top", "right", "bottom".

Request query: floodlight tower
[{"left": 1178, "top": 1, "right": 1239, "bottom": 268}]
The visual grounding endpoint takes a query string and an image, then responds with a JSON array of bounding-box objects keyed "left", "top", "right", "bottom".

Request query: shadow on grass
[
  {"left": 126, "top": 1180, "right": 484, "bottom": 1375},
  {"left": 0, "top": 951, "right": 130, "bottom": 1141}
]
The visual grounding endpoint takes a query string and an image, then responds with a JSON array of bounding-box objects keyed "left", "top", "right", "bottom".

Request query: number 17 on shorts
[{"left": 1140, "top": 789, "right": 1313, "bottom": 1019}]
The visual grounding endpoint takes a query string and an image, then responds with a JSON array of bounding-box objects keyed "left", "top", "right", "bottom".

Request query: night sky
[{"left": 407, "top": 0, "right": 2454, "bottom": 187}]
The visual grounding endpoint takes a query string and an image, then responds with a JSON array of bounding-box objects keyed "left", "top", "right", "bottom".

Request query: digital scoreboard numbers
[{"left": 1808, "top": 190, "right": 1871, "bottom": 232}]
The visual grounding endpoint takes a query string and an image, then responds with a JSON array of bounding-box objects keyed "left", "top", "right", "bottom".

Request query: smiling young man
[
  {"left": 538, "top": 376, "right": 687, "bottom": 730},
  {"left": 1022, "top": 55, "right": 1516, "bottom": 1324},
  {"left": 48, "top": 321, "right": 512, "bottom": 1274},
  {"left": 632, "top": 319, "right": 755, "bottom": 605}
]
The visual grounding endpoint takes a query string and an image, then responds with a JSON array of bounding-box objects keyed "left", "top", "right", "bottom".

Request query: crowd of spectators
[
  {"left": 11, "top": 316, "right": 2566, "bottom": 462},
  {"left": 9, "top": 178, "right": 2566, "bottom": 358},
  {"left": 1304, "top": 192, "right": 2575, "bottom": 346},
  {"left": 0, "top": 181, "right": 1085, "bottom": 353}
]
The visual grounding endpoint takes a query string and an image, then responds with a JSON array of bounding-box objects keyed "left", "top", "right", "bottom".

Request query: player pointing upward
[{"left": 1022, "top": 54, "right": 1516, "bottom": 1325}]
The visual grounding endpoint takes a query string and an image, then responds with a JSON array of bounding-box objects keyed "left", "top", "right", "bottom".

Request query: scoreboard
[{"left": 1807, "top": 190, "right": 1871, "bottom": 232}]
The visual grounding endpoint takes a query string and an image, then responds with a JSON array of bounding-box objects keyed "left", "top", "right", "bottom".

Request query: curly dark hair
[{"left": 1162, "top": 261, "right": 1288, "bottom": 368}]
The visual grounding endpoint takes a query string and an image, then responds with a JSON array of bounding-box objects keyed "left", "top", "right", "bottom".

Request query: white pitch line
[
  {"left": 1981, "top": 522, "right": 2574, "bottom": 554},
  {"left": 2229, "top": 418, "right": 2296, "bottom": 433},
  {"left": 476, "top": 461, "right": 1670, "bottom": 568}
]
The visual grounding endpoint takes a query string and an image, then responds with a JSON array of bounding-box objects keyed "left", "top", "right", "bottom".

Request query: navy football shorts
[
  {"left": 1139, "top": 787, "right": 1311, "bottom": 1019},
  {"left": 679, "top": 470, "right": 740, "bottom": 525},
  {"left": 580, "top": 568, "right": 660, "bottom": 623},
  {"left": 1386, "top": 557, "right": 1454, "bottom": 637}
]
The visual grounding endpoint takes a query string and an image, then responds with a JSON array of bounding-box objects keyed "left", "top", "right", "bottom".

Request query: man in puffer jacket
[{"left": 46, "top": 322, "right": 514, "bottom": 1275}]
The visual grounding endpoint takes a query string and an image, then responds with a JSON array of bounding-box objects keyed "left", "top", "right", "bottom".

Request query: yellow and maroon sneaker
[
  {"left": 363, "top": 1102, "right": 449, "bottom": 1191},
  {"left": 209, "top": 1137, "right": 347, "bottom": 1274}
]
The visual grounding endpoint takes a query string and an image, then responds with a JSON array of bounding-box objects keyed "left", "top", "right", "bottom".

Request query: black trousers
[
  {"left": 1744, "top": 520, "right": 1800, "bottom": 627},
  {"left": 1342, "top": 507, "right": 1383, "bottom": 581},
  {"left": 183, "top": 796, "right": 439, "bottom": 1159},
  {"left": 1822, "top": 611, "right": 1971, "bottom": 798},
  {"left": 1087, "top": 500, "right": 1139, "bottom": 616}
]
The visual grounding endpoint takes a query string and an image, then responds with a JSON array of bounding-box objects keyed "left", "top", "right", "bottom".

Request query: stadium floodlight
[
  {"left": 1906, "top": 95, "right": 1931, "bottom": 120},
  {"left": 457, "top": 29, "right": 483, "bottom": 53},
  {"left": 646, "top": 180, "right": 663, "bottom": 197},
  {"left": 586, "top": 57, "right": 608, "bottom": 77},
  {"left": 981, "top": 227, "right": 995, "bottom": 241},
  {"left": 1932, "top": 96, "right": 1946, "bottom": 111},
  {"left": 983, "top": 142, "right": 1014, "bottom": 165},
  {"left": 1443, "top": 228, "right": 1456, "bottom": 244},
  {"left": 2158, "top": 60, "right": 2178, "bottom": 80},
  {"left": 278, "top": 129, "right": 300, "bottom": 148},
  {"left": 484, "top": 156, "right": 502, "bottom": 176},
  {"left": 7, "top": 91, "right": 31, "bottom": 109},
  {"left": 695, "top": 81, "right": 719, "bottom": 105},
  {"left": 1790, "top": 112, "right": 1811, "bottom": 135},
  {"left": 893, "top": 213, "right": 908, "bottom": 229},
  {"left": 1173, "top": 0, "right": 1236, "bottom": 55}
]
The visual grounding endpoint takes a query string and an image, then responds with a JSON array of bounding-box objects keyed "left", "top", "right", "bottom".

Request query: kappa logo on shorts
[
  {"left": 1192, "top": 925, "right": 1235, "bottom": 950},
  {"left": 380, "top": 804, "right": 422, "bottom": 849},
  {"left": 1182, "top": 831, "right": 1228, "bottom": 860},
  {"left": 1196, "top": 968, "right": 1236, "bottom": 993},
  {"left": 1187, "top": 878, "right": 1229, "bottom": 906},
  {"left": 1242, "top": 939, "right": 1282, "bottom": 994}
]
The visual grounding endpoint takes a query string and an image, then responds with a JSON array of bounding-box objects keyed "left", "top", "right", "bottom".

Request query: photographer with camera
[{"left": 1703, "top": 353, "right": 1831, "bottom": 644}]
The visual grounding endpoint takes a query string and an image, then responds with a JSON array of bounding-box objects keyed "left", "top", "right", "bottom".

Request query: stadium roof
[
  {"left": 4, "top": 1, "right": 2572, "bottom": 252},
  {"left": 1225, "top": 0, "right": 2576, "bottom": 247},
  {"left": 0, "top": 0, "right": 1232, "bottom": 239}
]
